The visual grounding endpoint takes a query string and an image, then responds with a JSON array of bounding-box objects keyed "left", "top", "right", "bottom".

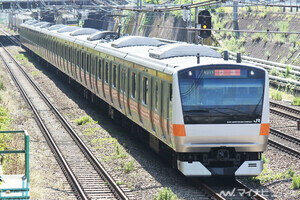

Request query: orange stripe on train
[
  {"left": 260, "top": 123, "right": 270, "bottom": 136},
  {"left": 173, "top": 124, "right": 186, "bottom": 136}
]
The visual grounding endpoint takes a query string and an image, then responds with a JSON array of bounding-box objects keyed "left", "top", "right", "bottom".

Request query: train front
[{"left": 172, "top": 64, "right": 269, "bottom": 176}]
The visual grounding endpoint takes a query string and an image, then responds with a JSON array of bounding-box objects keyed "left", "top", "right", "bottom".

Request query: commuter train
[{"left": 19, "top": 21, "right": 270, "bottom": 176}]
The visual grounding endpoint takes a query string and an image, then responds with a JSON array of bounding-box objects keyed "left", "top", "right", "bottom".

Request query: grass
[
  {"left": 83, "top": 127, "right": 100, "bottom": 136},
  {"left": 254, "top": 166, "right": 295, "bottom": 184},
  {"left": 75, "top": 115, "right": 97, "bottom": 125},
  {"left": 31, "top": 71, "right": 40, "bottom": 78},
  {"left": 271, "top": 90, "right": 283, "bottom": 101},
  {"left": 292, "top": 175, "right": 300, "bottom": 189},
  {"left": 269, "top": 87, "right": 294, "bottom": 101},
  {"left": 289, "top": 34, "right": 298, "bottom": 46},
  {"left": 153, "top": 187, "right": 178, "bottom": 200},
  {"left": 0, "top": 82, "right": 5, "bottom": 91},
  {"left": 123, "top": 160, "right": 135, "bottom": 173},
  {"left": 292, "top": 96, "right": 300, "bottom": 106}
]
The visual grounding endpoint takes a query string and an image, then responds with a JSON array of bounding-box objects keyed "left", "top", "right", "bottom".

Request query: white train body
[{"left": 19, "top": 22, "right": 270, "bottom": 176}]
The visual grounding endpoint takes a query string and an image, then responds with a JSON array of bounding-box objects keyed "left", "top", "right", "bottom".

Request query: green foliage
[
  {"left": 0, "top": 82, "right": 5, "bottom": 90},
  {"left": 271, "top": 90, "right": 282, "bottom": 101},
  {"left": 223, "top": 37, "right": 246, "bottom": 54},
  {"left": 153, "top": 187, "right": 178, "bottom": 200},
  {"left": 292, "top": 96, "right": 300, "bottom": 106},
  {"left": 269, "top": 68, "right": 281, "bottom": 77},
  {"left": 262, "top": 154, "right": 269, "bottom": 164},
  {"left": 265, "top": 51, "right": 271, "bottom": 60},
  {"left": 273, "top": 33, "right": 286, "bottom": 44},
  {"left": 123, "top": 160, "right": 135, "bottom": 173},
  {"left": 280, "top": 57, "right": 288, "bottom": 64},
  {"left": 0, "top": 106, "right": 10, "bottom": 131},
  {"left": 256, "top": 167, "right": 295, "bottom": 183},
  {"left": 251, "top": 33, "right": 264, "bottom": 41},
  {"left": 286, "top": 65, "right": 292, "bottom": 77},
  {"left": 15, "top": 53, "right": 28, "bottom": 62},
  {"left": 289, "top": 34, "right": 298, "bottom": 46},
  {"left": 275, "top": 21, "right": 289, "bottom": 34},
  {"left": 75, "top": 115, "right": 97, "bottom": 125},
  {"left": 292, "top": 175, "right": 300, "bottom": 189}
]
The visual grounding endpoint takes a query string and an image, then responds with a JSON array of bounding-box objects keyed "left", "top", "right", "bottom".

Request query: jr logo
[{"left": 253, "top": 119, "right": 261, "bottom": 123}]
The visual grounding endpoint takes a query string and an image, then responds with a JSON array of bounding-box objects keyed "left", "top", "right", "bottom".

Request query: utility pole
[{"left": 233, "top": 1, "right": 239, "bottom": 38}]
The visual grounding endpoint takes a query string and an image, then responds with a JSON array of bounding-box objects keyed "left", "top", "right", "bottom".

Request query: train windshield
[{"left": 178, "top": 66, "right": 265, "bottom": 124}]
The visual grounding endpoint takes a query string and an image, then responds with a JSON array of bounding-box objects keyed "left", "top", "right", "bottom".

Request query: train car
[
  {"left": 9, "top": 13, "right": 33, "bottom": 31},
  {"left": 19, "top": 22, "right": 270, "bottom": 176}
]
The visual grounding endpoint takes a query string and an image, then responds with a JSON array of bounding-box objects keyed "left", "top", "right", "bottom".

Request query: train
[{"left": 19, "top": 21, "right": 270, "bottom": 176}]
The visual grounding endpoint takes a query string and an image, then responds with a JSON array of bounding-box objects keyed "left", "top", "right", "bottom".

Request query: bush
[
  {"left": 265, "top": 51, "right": 271, "bottom": 60},
  {"left": 75, "top": 115, "right": 96, "bottom": 125},
  {"left": 271, "top": 90, "right": 282, "bottom": 101},
  {"left": 153, "top": 188, "right": 178, "bottom": 200},
  {"left": 292, "top": 175, "right": 300, "bottom": 189},
  {"left": 123, "top": 160, "right": 135, "bottom": 173},
  {"left": 292, "top": 96, "right": 300, "bottom": 106}
]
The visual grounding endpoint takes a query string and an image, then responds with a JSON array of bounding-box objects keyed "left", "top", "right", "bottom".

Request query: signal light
[{"left": 198, "top": 10, "right": 211, "bottom": 39}]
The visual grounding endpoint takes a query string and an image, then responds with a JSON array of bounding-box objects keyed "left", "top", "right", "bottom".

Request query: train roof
[{"left": 21, "top": 22, "right": 261, "bottom": 75}]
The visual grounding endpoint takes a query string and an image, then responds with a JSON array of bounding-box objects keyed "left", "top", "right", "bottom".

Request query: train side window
[
  {"left": 81, "top": 52, "right": 85, "bottom": 70},
  {"left": 69, "top": 47, "right": 71, "bottom": 62},
  {"left": 131, "top": 72, "right": 136, "bottom": 99},
  {"left": 112, "top": 64, "right": 117, "bottom": 88},
  {"left": 105, "top": 62, "right": 109, "bottom": 83},
  {"left": 155, "top": 82, "right": 158, "bottom": 111},
  {"left": 98, "top": 58, "right": 102, "bottom": 80},
  {"left": 86, "top": 54, "right": 90, "bottom": 73},
  {"left": 77, "top": 50, "right": 80, "bottom": 67},
  {"left": 169, "top": 84, "right": 172, "bottom": 102},
  {"left": 143, "top": 77, "right": 148, "bottom": 105}
]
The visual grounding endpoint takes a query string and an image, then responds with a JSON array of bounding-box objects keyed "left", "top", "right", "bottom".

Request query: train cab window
[
  {"left": 155, "top": 82, "right": 158, "bottom": 111},
  {"left": 98, "top": 59, "right": 102, "bottom": 80},
  {"left": 86, "top": 54, "right": 90, "bottom": 73},
  {"left": 105, "top": 62, "right": 109, "bottom": 83},
  {"left": 112, "top": 65, "right": 117, "bottom": 88},
  {"left": 131, "top": 72, "right": 136, "bottom": 99},
  {"left": 143, "top": 77, "right": 148, "bottom": 105}
]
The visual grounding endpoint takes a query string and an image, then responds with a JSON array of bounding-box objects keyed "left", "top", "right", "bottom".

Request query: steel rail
[
  {"left": 270, "top": 128, "right": 300, "bottom": 145},
  {"left": 0, "top": 42, "right": 88, "bottom": 200},
  {"left": 270, "top": 107, "right": 300, "bottom": 122},
  {"left": 1, "top": 34, "right": 129, "bottom": 200},
  {"left": 234, "top": 179, "right": 268, "bottom": 200},
  {"left": 268, "top": 139, "right": 300, "bottom": 158},
  {"left": 270, "top": 101, "right": 300, "bottom": 116}
]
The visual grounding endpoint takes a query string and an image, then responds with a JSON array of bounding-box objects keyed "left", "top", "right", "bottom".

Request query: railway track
[
  {"left": 270, "top": 100, "right": 300, "bottom": 122},
  {"left": 269, "top": 128, "right": 300, "bottom": 159},
  {"left": 194, "top": 178, "right": 269, "bottom": 200},
  {"left": 0, "top": 38, "right": 130, "bottom": 199}
]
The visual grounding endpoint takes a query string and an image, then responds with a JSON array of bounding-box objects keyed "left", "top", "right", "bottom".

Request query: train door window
[
  {"left": 105, "top": 62, "right": 109, "bottom": 83},
  {"left": 131, "top": 72, "right": 136, "bottom": 99},
  {"left": 112, "top": 64, "right": 117, "bottom": 88},
  {"left": 155, "top": 82, "right": 158, "bottom": 111},
  {"left": 98, "top": 58, "right": 102, "bottom": 80},
  {"left": 86, "top": 54, "right": 90, "bottom": 73},
  {"left": 142, "top": 77, "right": 148, "bottom": 105}
]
